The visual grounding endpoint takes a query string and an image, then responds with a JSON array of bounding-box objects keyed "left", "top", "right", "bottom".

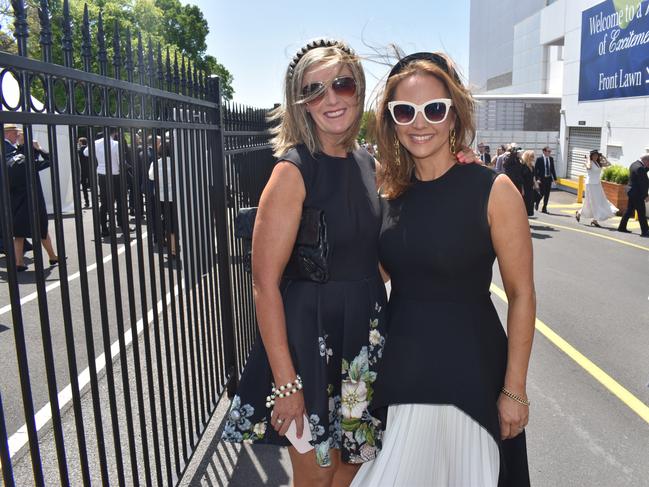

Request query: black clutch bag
[{"left": 234, "top": 206, "right": 329, "bottom": 283}]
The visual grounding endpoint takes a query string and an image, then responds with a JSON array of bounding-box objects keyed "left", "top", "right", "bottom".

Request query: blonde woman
[
  {"left": 521, "top": 150, "right": 538, "bottom": 216},
  {"left": 352, "top": 52, "right": 534, "bottom": 486},
  {"left": 220, "top": 39, "right": 388, "bottom": 487}
]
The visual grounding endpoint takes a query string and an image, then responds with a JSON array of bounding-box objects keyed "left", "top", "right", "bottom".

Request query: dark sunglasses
[
  {"left": 387, "top": 98, "right": 453, "bottom": 125},
  {"left": 301, "top": 76, "right": 357, "bottom": 104}
]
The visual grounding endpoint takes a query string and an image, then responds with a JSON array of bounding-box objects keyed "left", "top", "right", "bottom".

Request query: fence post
[{"left": 208, "top": 76, "right": 239, "bottom": 398}]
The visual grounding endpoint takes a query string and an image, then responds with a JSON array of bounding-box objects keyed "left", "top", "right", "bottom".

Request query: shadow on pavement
[
  {"left": 529, "top": 223, "right": 558, "bottom": 240},
  {"left": 184, "top": 400, "right": 291, "bottom": 487}
]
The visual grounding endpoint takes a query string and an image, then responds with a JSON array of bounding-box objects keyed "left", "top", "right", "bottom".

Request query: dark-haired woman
[{"left": 352, "top": 52, "right": 534, "bottom": 486}]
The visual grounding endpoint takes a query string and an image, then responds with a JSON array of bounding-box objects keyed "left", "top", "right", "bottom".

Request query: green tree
[
  {"left": 0, "top": 0, "right": 234, "bottom": 99},
  {"left": 198, "top": 54, "right": 234, "bottom": 100},
  {"left": 359, "top": 110, "right": 377, "bottom": 144}
]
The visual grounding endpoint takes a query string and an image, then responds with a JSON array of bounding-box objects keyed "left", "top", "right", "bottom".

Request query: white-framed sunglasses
[{"left": 387, "top": 98, "right": 453, "bottom": 125}]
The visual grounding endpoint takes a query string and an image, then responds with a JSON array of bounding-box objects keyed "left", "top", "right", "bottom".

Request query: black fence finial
[
  {"left": 112, "top": 20, "right": 122, "bottom": 79},
  {"left": 11, "top": 0, "right": 28, "bottom": 57},
  {"left": 81, "top": 4, "right": 92, "bottom": 71},
  {"left": 61, "top": 0, "right": 74, "bottom": 67},
  {"left": 97, "top": 11, "right": 108, "bottom": 76},
  {"left": 39, "top": 0, "right": 53, "bottom": 62}
]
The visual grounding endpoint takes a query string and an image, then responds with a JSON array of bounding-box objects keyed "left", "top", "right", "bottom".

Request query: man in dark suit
[
  {"left": 1, "top": 124, "right": 33, "bottom": 255},
  {"left": 535, "top": 146, "right": 557, "bottom": 213},
  {"left": 478, "top": 142, "right": 491, "bottom": 165},
  {"left": 617, "top": 155, "right": 649, "bottom": 236}
]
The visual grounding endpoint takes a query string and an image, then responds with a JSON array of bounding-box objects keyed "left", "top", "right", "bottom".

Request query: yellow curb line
[
  {"left": 547, "top": 203, "right": 582, "bottom": 208},
  {"left": 490, "top": 283, "right": 649, "bottom": 425},
  {"left": 531, "top": 221, "right": 649, "bottom": 252}
]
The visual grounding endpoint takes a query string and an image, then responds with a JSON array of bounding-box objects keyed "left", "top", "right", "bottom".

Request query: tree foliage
[
  {"left": 359, "top": 111, "right": 377, "bottom": 144},
  {"left": 0, "top": 0, "right": 234, "bottom": 99}
]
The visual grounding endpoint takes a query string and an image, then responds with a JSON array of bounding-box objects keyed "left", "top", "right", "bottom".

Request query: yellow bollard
[{"left": 577, "top": 175, "right": 584, "bottom": 204}]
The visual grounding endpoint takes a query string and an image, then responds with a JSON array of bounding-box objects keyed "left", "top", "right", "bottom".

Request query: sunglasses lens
[
  {"left": 302, "top": 82, "right": 324, "bottom": 98},
  {"left": 392, "top": 104, "right": 415, "bottom": 124},
  {"left": 332, "top": 77, "right": 356, "bottom": 97},
  {"left": 424, "top": 102, "right": 448, "bottom": 122}
]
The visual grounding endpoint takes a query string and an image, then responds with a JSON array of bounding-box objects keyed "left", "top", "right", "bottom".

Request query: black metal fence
[{"left": 0, "top": 0, "right": 273, "bottom": 485}]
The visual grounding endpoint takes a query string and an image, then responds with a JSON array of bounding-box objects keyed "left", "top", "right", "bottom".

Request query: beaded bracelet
[
  {"left": 266, "top": 375, "right": 303, "bottom": 408},
  {"left": 501, "top": 387, "right": 530, "bottom": 406}
]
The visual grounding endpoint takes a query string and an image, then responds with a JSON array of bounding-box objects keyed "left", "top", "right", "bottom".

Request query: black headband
[
  {"left": 388, "top": 52, "right": 462, "bottom": 85},
  {"left": 287, "top": 38, "right": 355, "bottom": 79}
]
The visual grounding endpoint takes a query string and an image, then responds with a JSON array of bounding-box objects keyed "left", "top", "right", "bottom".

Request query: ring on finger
[{"left": 277, "top": 418, "right": 284, "bottom": 425}]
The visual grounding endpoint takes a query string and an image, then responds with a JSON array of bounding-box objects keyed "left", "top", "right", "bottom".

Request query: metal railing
[{"left": 0, "top": 0, "right": 273, "bottom": 485}]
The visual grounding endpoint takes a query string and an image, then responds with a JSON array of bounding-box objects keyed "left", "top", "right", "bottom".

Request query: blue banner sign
[{"left": 579, "top": 0, "right": 649, "bottom": 101}]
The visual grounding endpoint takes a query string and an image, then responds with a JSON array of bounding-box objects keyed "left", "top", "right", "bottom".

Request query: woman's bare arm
[{"left": 488, "top": 174, "right": 536, "bottom": 439}]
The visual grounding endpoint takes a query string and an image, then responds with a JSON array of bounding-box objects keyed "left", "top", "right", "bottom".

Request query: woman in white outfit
[{"left": 575, "top": 150, "right": 618, "bottom": 227}]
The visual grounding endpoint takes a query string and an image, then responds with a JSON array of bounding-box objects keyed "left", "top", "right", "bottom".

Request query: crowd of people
[
  {"left": 478, "top": 142, "right": 557, "bottom": 217},
  {"left": 1, "top": 125, "right": 180, "bottom": 273},
  {"left": 478, "top": 141, "right": 649, "bottom": 237}
]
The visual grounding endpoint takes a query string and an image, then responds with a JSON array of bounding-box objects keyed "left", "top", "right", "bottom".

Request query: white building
[{"left": 469, "top": 0, "right": 649, "bottom": 179}]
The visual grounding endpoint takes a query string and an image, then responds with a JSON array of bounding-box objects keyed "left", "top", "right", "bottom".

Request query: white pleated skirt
[{"left": 350, "top": 404, "right": 499, "bottom": 487}]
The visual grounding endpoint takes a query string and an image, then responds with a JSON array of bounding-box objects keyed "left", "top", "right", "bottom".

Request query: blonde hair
[
  {"left": 521, "top": 150, "right": 535, "bottom": 169},
  {"left": 376, "top": 53, "right": 475, "bottom": 199},
  {"left": 269, "top": 40, "right": 365, "bottom": 158}
]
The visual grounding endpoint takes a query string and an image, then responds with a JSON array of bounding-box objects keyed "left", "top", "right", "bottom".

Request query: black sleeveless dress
[
  {"left": 222, "top": 145, "right": 387, "bottom": 467},
  {"left": 373, "top": 163, "right": 530, "bottom": 486}
]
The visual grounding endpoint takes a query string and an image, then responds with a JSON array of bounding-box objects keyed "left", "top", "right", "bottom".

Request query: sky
[{"left": 186, "top": 0, "right": 471, "bottom": 108}]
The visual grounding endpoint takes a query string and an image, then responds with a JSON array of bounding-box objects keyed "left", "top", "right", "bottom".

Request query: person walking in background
[
  {"left": 492, "top": 144, "right": 505, "bottom": 173},
  {"left": 352, "top": 51, "right": 533, "bottom": 487},
  {"left": 84, "top": 128, "right": 129, "bottom": 237},
  {"left": 4, "top": 124, "right": 59, "bottom": 272},
  {"left": 521, "top": 150, "right": 538, "bottom": 216},
  {"left": 478, "top": 142, "right": 491, "bottom": 165},
  {"left": 535, "top": 146, "right": 557, "bottom": 214},
  {"left": 576, "top": 150, "right": 617, "bottom": 227},
  {"left": 617, "top": 154, "right": 649, "bottom": 236},
  {"left": 77, "top": 137, "right": 91, "bottom": 208},
  {"left": 148, "top": 134, "right": 178, "bottom": 259},
  {"left": 504, "top": 145, "right": 524, "bottom": 194},
  {"left": 141, "top": 134, "right": 161, "bottom": 242},
  {"left": 494, "top": 144, "right": 508, "bottom": 174}
]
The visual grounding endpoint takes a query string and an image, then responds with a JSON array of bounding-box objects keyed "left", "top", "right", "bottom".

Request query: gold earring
[
  {"left": 449, "top": 128, "right": 457, "bottom": 155},
  {"left": 394, "top": 139, "right": 401, "bottom": 166}
]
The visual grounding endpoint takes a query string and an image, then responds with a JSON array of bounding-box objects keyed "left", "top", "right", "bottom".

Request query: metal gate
[
  {"left": 567, "top": 126, "right": 602, "bottom": 179},
  {"left": 0, "top": 1, "right": 274, "bottom": 485}
]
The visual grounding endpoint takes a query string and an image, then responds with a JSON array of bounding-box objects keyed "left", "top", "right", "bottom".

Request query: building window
[
  {"left": 486, "top": 72, "right": 513, "bottom": 91},
  {"left": 523, "top": 103, "right": 561, "bottom": 131}
]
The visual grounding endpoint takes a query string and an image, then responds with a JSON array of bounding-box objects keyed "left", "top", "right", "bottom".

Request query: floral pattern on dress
[
  {"left": 221, "top": 302, "right": 385, "bottom": 467},
  {"left": 337, "top": 310, "right": 385, "bottom": 464},
  {"left": 222, "top": 395, "right": 267, "bottom": 443}
]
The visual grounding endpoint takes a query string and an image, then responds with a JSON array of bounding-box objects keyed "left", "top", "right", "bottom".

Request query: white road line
[
  {"left": 0, "top": 232, "right": 148, "bottom": 317},
  {"left": 6, "top": 281, "right": 183, "bottom": 460}
]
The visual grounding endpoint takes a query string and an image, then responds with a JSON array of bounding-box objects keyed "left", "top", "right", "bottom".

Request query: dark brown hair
[{"left": 376, "top": 53, "right": 475, "bottom": 199}]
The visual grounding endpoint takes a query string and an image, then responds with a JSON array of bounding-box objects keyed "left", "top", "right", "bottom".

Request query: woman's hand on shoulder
[
  {"left": 455, "top": 147, "right": 481, "bottom": 165},
  {"left": 252, "top": 161, "right": 305, "bottom": 287}
]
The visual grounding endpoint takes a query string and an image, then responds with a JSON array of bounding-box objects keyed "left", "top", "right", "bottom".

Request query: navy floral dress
[{"left": 222, "top": 145, "right": 387, "bottom": 467}]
